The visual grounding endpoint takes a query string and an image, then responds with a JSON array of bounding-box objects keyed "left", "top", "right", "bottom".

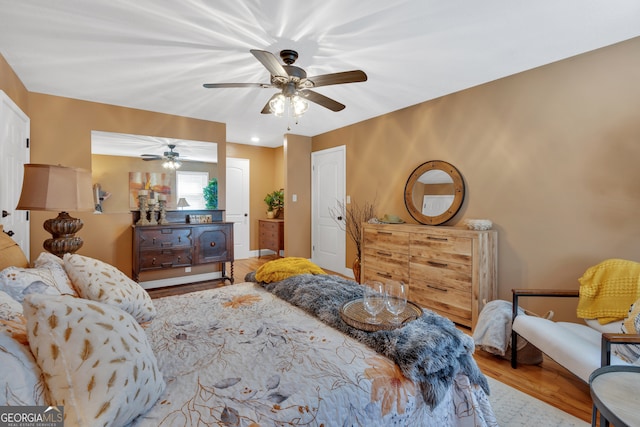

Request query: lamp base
[{"left": 42, "top": 211, "right": 84, "bottom": 258}]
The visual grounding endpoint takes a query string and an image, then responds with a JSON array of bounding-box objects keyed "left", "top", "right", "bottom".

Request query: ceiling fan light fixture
[
  {"left": 291, "top": 95, "right": 308, "bottom": 117},
  {"left": 163, "top": 159, "right": 182, "bottom": 169},
  {"left": 269, "top": 93, "right": 286, "bottom": 116}
]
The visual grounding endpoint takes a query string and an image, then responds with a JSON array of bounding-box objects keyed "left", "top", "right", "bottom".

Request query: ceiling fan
[
  {"left": 203, "top": 49, "right": 367, "bottom": 115},
  {"left": 141, "top": 144, "right": 182, "bottom": 169}
]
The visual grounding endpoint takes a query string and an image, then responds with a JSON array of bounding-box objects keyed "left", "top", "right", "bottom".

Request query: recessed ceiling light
[{"left": 250, "top": 137, "right": 260, "bottom": 143}]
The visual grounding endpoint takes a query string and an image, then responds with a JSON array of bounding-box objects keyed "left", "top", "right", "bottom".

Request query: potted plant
[
  {"left": 264, "top": 189, "right": 284, "bottom": 218},
  {"left": 203, "top": 178, "right": 218, "bottom": 209}
]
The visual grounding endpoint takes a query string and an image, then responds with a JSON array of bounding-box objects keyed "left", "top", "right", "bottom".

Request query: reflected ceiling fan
[
  {"left": 141, "top": 144, "right": 182, "bottom": 169},
  {"left": 203, "top": 49, "right": 367, "bottom": 116}
]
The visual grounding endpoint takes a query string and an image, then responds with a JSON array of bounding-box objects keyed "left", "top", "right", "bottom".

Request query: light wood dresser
[{"left": 361, "top": 223, "right": 497, "bottom": 330}]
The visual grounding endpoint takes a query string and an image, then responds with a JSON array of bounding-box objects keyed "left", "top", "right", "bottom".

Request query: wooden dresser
[
  {"left": 361, "top": 223, "right": 497, "bottom": 329},
  {"left": 258, "top": 219, "right": 284, "bottom": 257},
  {"left": 131, "top": 210, "right": 234, "bottom": 283}
]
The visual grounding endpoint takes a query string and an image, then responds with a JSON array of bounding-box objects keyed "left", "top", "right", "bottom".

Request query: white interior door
[
  {"left": 226, "top": 157, "right": 250, "bottom": 259},
  {"left": 311, "top": 146, "right": 345, "bottom": 274},
  {"left": 0, "top": 91, "right": 30, "bottom": 260}
]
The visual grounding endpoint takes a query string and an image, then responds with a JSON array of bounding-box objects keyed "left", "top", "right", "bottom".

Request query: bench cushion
[{"left": 513, "top": 314, "right": 627, "bottom": 382}]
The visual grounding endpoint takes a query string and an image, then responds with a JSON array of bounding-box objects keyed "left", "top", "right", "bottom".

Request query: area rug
[{"left": 487, "top": 376, "right": 588, "bottom": 426}]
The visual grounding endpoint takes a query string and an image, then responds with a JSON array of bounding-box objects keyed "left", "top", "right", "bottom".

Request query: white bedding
[{"left": 133, "top": 282, "right": 497, "bottom": 426}]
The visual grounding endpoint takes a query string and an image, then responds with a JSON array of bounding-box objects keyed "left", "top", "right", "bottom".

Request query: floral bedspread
[{"left": 133, "top": 283, "right": 497, "bottom": 426}]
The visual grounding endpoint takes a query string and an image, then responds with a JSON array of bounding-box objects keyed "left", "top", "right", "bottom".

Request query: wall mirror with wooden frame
[{"left": 404, "top": 160, "right": 465, "bottom": 225}]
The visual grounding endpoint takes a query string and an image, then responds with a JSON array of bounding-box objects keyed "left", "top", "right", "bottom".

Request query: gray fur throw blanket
[{"left": 244, "top": 272, "right": 489, "bottom": 408}]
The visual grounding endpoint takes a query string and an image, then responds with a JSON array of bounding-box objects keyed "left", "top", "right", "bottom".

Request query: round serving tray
[{"left": 340, "top": 298, "right": 423, "bottom": 331}]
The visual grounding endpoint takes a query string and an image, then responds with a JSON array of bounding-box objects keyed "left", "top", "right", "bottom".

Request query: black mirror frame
[{"left": 404, "top": 160, "right": 465, "bottom": 225}]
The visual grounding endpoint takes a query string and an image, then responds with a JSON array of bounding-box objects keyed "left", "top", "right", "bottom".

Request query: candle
[
  {"left": 138, "top": 190, "right": 149, "bottom": 196},
  {"left": 157, "top": 194, "right": 167, "bottom": 201},
  {"left": 148, "top": 198, "right": 157, "bottom": 204}
]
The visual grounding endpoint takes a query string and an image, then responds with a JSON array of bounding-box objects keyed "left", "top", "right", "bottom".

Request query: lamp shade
[
  {"left": 16, "top": 164, "right": 95, "bottom": 212},
  {"left": 177, "top": 197, "right": 190, "bottom": 208}
]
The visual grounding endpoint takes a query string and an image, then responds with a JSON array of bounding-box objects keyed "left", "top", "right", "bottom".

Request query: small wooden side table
[{"left": 589, "top": 365, "right": 640, "bottom": 427}]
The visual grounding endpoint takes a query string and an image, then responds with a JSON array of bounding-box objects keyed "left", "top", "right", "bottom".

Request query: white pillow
[
  {"left": 0, "top": 290, "right": 27, "bottom": 345},
  {"left": 0, "top": 332, "right": 46, "bottom": 406},
  {"left": 33, "top": 252, "right": 77, "bottom": 296},
  {"left": 63, "top": 253, "right": 156, "bottom": 323},
  {"left": 614, "top": 298, "right": 640, "bottom": 365},
  {"left": 23, "top": 293, "right": 165, "bottom": 427},
  {"left": 0, "top": 266, "right": 64, "bottom": 302}
]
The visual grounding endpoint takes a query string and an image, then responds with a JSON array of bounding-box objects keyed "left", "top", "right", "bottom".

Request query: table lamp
[
  {"left": 16, "top": 164, "right": 94, "bottom": 257},
  {"left": 177, "top": 197, "right": 190, "bottom": 210}
]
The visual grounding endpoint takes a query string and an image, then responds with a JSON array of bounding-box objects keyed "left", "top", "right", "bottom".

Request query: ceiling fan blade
[
  {"left": 250, "top": 49, "right": 288, "bottom": 78},
  {"left": 141, "top": 155, "right": 162, "bottom": 161},
  {"left": 307, "top": 70, "right": 368, "bottom": 88},
  {"left": 203, "top": 82, "right": 271, "bottom": 89},
  {"left": 260, "top": 93, "right": 280, "bottom": 114},
  {"left": 303, "top": 90, "right": 346, "bottom": 112}
]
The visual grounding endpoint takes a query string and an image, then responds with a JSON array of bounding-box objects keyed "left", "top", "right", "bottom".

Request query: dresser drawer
[
  {"left": 410, "top": 284, "right": 472, "bottom": 326},
  {"left": 410, "top": 259, "right": 472, "bottom": 293},
  {"left": 139, "top": 248, "right": 192, "bottom": 270},
  {"left": 362, "top": 247, "right": 409, "bottom": 283},
  {"left": 363, "top": 227, "right": 409, "bottom": 254},
  {"left": 410, "top": 233, "right": 472, "bottom": 265},
  {"left": 138, "top": 228, "right": 192, "bottom": 249}
]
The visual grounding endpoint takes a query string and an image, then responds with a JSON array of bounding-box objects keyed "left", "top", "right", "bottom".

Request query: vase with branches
[{"left": 330, "top": 198, "right": 376, "bottom": 283}]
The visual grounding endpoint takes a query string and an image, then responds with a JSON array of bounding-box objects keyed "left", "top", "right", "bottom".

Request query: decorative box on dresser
[
  {"left": 258, "top": 219, "right": 284, "bottom": 257},
  {"left": 362, "top": 223, "right": 497, "bottom": 330},
  {"left": 132, "top": 210, "right": 234, "bottom": 284}
]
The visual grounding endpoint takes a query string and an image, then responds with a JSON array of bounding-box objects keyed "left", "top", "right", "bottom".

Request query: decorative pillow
[
  {"left": 23, "top": 293, "right": 165, "bottom": 427},
  {"left": 0, "top": 332, "right": 46, "bottom": 406},
  {"left": 0, "top": 290, "right": 27, "bottom": 345},
  {"left": 63, "top": 253, "right": 156, "bottom": 323},
  {"left": 33, "top": 252, "right": 78, "bottom": 296},
  {"left": 0, "top": 225, "right": 29, "bottom": 270},
  {"left": 577, "top": 259, "right": 640, "bottom": 324},
  {"left": 0, "top": 266, "right": 65, "bottom": 302},
  {"left": 255, "top": 257, "right": 325, "bottom": 283},
  {"left": 614, "top": 298, "right": 640, "bottom": 365}
]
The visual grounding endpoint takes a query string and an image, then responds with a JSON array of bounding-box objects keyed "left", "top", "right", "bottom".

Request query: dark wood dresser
[
  {"left": 132, "top": 210, "right": 234, "bottom": 283},
  {"left": 258, "top": 219, "right": 284, "bottom": 257}
]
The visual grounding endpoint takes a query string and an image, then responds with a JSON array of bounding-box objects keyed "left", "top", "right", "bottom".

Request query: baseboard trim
[{"left": 140, "top": 271, "right": 222, "bottom": 290}]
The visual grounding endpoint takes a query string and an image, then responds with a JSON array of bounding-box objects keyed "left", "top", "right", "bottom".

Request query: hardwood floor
[{"left": 147, "top": 255, "right": 593, "bottom": 423}]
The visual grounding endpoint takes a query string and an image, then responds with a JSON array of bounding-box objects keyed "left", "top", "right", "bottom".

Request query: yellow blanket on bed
[
  {"left": 255, "top": 257, "right": 326, "bottom": 283},
  {"left": 577, "top": 259, "right": 640, "bottom": 324}
]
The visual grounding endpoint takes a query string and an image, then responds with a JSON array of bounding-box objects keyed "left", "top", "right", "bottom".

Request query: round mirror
[{"left": 404, "top": 160, "right": 465, "bottom": 225}]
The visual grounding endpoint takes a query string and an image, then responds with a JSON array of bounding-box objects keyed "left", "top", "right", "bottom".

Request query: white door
[
  {"left": 226, "top": 157, "right": 250, "bottom": 259},
  {"left": 0, "top": 91, "right": 30, "bottom": 260},
  {"left": 311, "top": 146, "right": 345, "bottom": 274}
]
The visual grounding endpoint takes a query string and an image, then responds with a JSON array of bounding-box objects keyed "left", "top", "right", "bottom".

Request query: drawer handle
[
  {"left": 210, "top": 242, "right": 216, "bottom": 247},
  {"left": 427, "top": 284, "right": 448, "bottom": 292},
  {"left": 152, "top": 237, "right": 156, "bottom": 244},
  {"left": 376, "top": 272, "right": 392, "bottom": 279},
  {"left": 178, "top": 236, "right": 182, "bottom": 243},
  {"left": 376, "top": 251, "right": 392, "bottom": 257},
  {"left": 427, "top": 261, "right": 448, "bottom": 268},
  {"left": 427, "top": 236, "right": 448, "bottom": 242},
  {"left": 377, "top": 231, "right": 392, "bottom": 236},
  {"left": 161, "top": 242, "right": 173, "bottom": 247},
  {"left": 151, "top": 257, "right": 156, "bottom": 265}
]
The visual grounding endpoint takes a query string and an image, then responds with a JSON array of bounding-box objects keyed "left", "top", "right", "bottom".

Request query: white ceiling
[{"left": 1, "top": 1, "right": 639, "bottom": 149}]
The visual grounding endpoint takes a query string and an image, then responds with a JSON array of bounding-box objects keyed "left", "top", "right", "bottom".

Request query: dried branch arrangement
[{"left": 330, "top": 199, "right": 377, "bottom": 259}]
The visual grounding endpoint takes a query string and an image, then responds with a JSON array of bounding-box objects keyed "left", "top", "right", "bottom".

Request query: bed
[{"left": 0, "top": 243, "right": 497, "bottom": 426}]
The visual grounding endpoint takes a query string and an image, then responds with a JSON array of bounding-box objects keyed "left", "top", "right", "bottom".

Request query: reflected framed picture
[{"left": 129, "top": 172, "right": 172, "bottom": 208}]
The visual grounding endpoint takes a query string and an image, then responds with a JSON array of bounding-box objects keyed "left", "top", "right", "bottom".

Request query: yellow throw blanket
[
  {"left": 577, "top": 258, "right": 640, "bottom": 324},
  {"left": 255, "top": 257, "right": 325, "bottom": 283}
]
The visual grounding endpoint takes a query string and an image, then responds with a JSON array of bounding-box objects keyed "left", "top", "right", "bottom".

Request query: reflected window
[{"left": 176, "top": 171, "right": 209, "bottom": 209}]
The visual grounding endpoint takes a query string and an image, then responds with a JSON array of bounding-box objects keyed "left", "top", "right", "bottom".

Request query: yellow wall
[
  {"left": 283, "top": 134, "right": 312, "bottom": 258},
  {"left": 312, "top": 36, "right": 640, "bottom": 319}
]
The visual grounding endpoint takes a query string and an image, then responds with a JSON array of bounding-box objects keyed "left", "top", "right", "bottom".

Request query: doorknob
[
  {"left": 1, "top": 210, "right": 9, "bottom": 218},
  {"left": 244, "top": 213, "right": 248, "bottom": 217},
  {"left": 3, "top": 230, "right": 14, "bottom": 237},
  {"left": 337, "top": 216, "right": 343, "bottom": 221}
]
